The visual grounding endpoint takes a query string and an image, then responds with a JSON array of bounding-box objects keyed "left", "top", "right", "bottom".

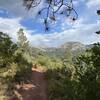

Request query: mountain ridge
[{"left": 31, "top": 42, "right": 93, "bottom": 59}]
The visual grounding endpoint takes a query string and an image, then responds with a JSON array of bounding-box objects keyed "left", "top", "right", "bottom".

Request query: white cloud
[
  {"left": 0, "top": 16, "right": 99, "bottom": 47},
  {"left": 87, "top": 0, "right": 100, "bottom": 7},
  {"left": 0, "top": 0, "right": 44, "bottom": 18},
  {"left": 0, "top": 0, "right": 100, "bottom": 47},
  {"left": 0, "top": 17, "right": 51, "bottom": 47},
  {"left": 0, "top": 17, "right": 22, "bottom": 41},
  {"left": 25, "top": 20, "right": 100, "bottom": 47}
]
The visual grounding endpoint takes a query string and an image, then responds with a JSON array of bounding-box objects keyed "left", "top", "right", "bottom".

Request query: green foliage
[
  {"left": 0, "top": 32, "right": 17, "bottom": 67},
  {"left": 45, "top": 49, "right": 75, "bottom": 100},
  {"left": 17, "top": 28, "right": 29, "bottom": 53},
  {"left": 14, "top": 53, "right": 32, "bottom": 82},
  {"left": 46, "top": 43, "right": 100, "bottom": 100},
  {"left": 0, "top": 31, "right": 100, "bottom": 100},
  {"left": 74, "top": 43, "right": 100, "bottom": 100},
  {"left": 35, "top": 54, "right": 63, "bottom": 69},
  {"left": 62, "top": 48, "right": 73, "bottom": 68},
  {"left": 46, "top": 67, "right": 75, "bottom": 100},
  {"left": 13, "top": 29, "right": 33, "bottom": 82},
  {"left": 0, "top": 31, "right": 32, "bottom": 94}
]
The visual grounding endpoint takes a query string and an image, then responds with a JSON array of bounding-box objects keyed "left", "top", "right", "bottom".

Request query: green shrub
[
  {"left": 0, "top": 32, "right": 17, "bottom": 67},
  {"left": 13, "top": 52, "right": 32, "bottom": 82},
  {"left": 46, "top": 67, "right": 75, "bottom": 100}
]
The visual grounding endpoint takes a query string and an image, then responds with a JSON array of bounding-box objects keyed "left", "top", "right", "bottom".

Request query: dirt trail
[{"left": 12, "top": 67, "right": 48, "bottom": 100}]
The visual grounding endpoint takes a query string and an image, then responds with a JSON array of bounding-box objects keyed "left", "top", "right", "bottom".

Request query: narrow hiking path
[{"left": 12, "top": 67, "right": 48, "bottom": 100}]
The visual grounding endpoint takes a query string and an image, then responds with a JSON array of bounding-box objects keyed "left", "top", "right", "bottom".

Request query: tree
[
  {"left": 17, "top": 28, "right": 29, "bottom": 53},
  {"left": 17, "top": 28, "right": 33, "bottom": 62},
  {"left": 23, "top": 0, "right": 78, "bottom": 31},
  {"left": 0, "top": 32, "right": 17, "bottom": 67},
  {"left": 74, "top": 43, "right": 100, "bottom": 100}
]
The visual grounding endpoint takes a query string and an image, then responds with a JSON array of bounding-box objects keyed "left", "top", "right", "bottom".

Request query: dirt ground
[{"left": 9, "top": 67, "right": 48, "bottom": 100}]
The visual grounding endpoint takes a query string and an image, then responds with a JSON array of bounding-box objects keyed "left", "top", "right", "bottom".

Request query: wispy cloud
[
  {"left": 0, "top": 17, "right": 22, "bottom": 41},
  {"left": 0, "top": 0, "right": 99, "bottom": 47},
  {"left": 0, "top": 16, "right": 99, "bottom": 47},
  {"left": 87, "top": 0, "right": 100, "bottom": 7}
]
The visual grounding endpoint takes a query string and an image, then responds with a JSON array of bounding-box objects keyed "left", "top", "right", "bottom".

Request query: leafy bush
[
  {"left": 14, "top": 52, "right": 32, "bottom": 82},
  {"left": 0, "top": 32, "right": 17, "bottom": 67},
  {"left": 46, "top": 67, "right": 75, "bottom": 100},
  {"left": 46, "top": 43, "right": 100, "bottom": 100},
  {"left": 74, "top": 43, "right": 100, "bottom": 100},
  {"left": 0, "top": 32, "right": 32, "bottom": 98}
]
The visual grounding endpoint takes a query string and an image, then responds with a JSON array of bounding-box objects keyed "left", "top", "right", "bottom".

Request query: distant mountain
[
  {"left": 31, "top": 42, "right": 92, "bottom": 59},
  {"left": 59, "top": 42, "right": 86, "bottom": 51},
  {"left": 46, "top": 42, "right": 94, "bottom": 58}
]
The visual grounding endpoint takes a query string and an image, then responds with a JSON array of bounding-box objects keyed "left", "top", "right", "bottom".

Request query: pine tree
[{"left": 17, "top": 28, "right": 29, "bottom": 53}]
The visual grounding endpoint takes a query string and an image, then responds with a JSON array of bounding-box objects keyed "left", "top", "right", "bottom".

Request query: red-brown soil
[{"left": 9, "top": 67, "right": 48, "bottom": 100}]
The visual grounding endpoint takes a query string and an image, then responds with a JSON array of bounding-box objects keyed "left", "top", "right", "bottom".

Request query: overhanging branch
[{"left": 23, "top": 0, "right": 78, "bottom": 31}]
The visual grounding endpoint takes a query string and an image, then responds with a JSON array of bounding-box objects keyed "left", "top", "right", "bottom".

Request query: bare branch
[{"left": 23, "top": 0, "right": 78, "bottom": 30}]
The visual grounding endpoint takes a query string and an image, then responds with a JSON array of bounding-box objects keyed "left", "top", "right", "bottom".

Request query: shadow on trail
[{"left": 11, "top": 68, "right": 47, "bottom": 100}]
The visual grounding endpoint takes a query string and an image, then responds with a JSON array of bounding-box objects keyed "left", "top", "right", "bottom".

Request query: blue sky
[{"left": 0, "top": 0, "right": 100, "bottom": 47}]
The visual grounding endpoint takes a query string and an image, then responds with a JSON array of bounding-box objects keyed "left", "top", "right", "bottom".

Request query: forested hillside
[
  {"left": 0, "top": 29, "right": 100, "bottom": 100},
  {"left": 0, "top": 0, "right": 100, "bottom": 100}
]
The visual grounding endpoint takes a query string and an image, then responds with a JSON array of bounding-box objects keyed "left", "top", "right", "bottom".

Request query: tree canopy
[
  {"left": 23, "top": 0, "right": 78, "bottom": 31},
  {"left": 0, "top": 32, "right": 17, "bottom": 67}
]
